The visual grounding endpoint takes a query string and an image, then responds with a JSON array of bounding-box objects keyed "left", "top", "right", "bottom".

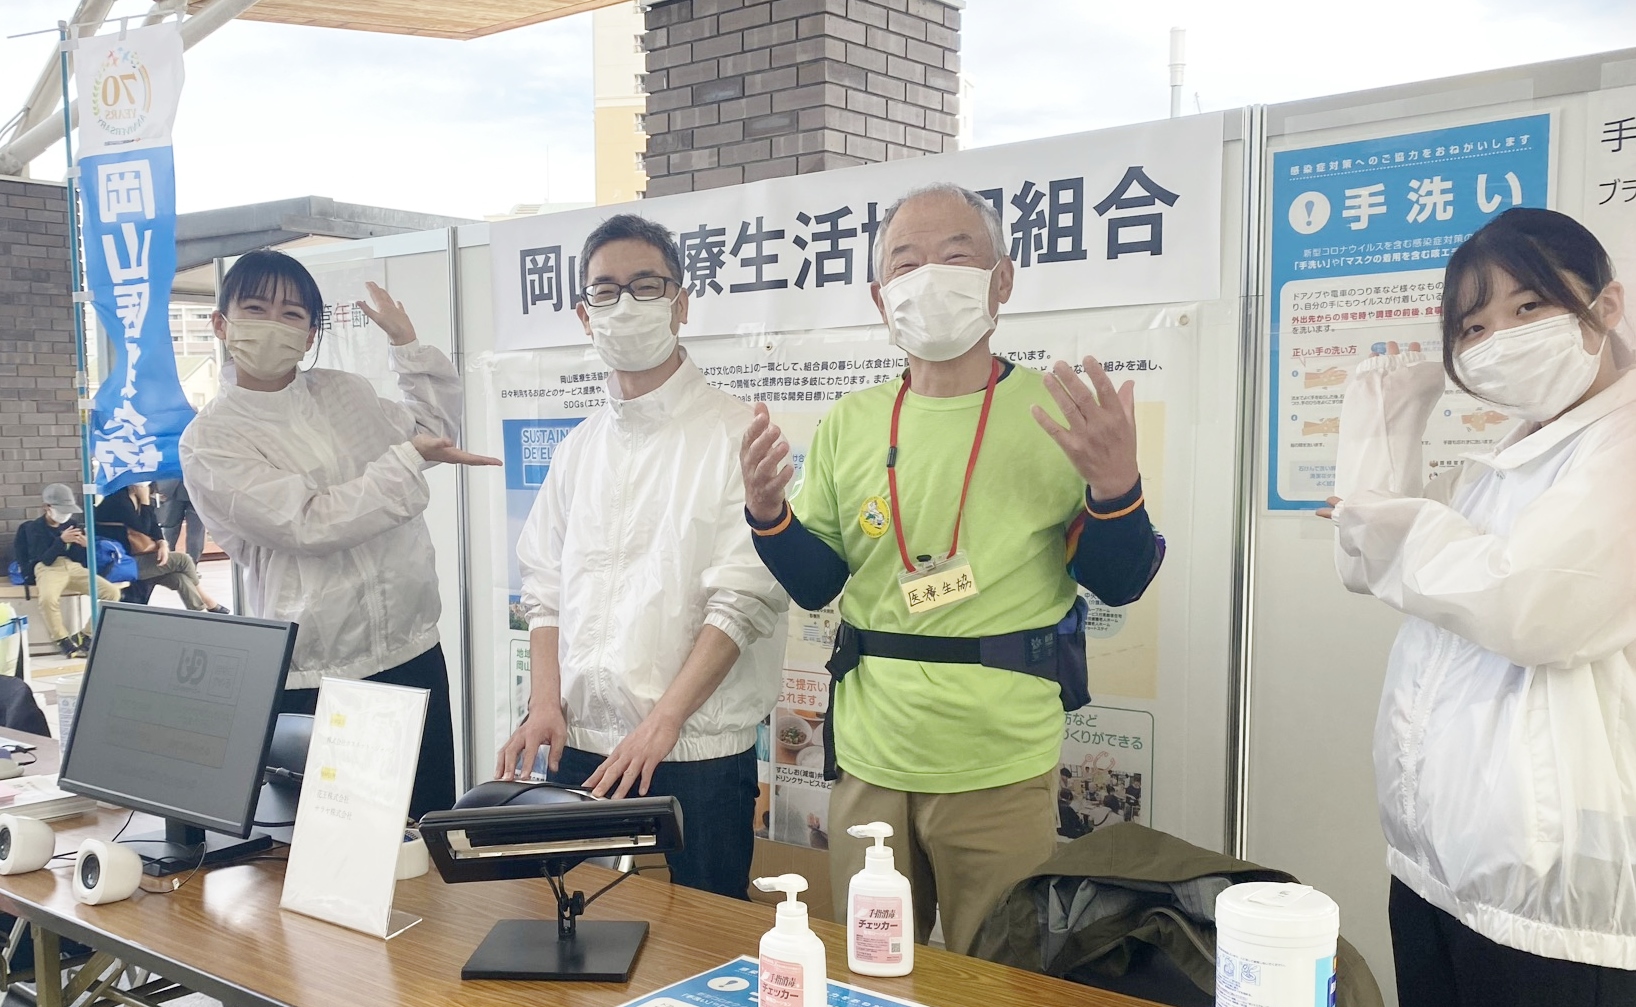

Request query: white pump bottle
[
  {"left": 754, "top": 874, "right": 828, "bottom": 1007},
  {"left": 845, "top": 821, "right": 914, "bottom": 977}
]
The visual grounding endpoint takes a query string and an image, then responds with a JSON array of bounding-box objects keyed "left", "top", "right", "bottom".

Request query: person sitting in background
[
  {"left": 1057, "top": 784, "right": 1088, "bottom": 839},
  {"left": 154, "top": 478, "right": 204, "bottom": 562},
  {"left": 1085, "top": 793, "right": 1121, "bottom": 831},
  {"left": 10, "top": 484, "right": 119, "bottom": 658},
  {"left": 94, "top": 482, "right": 227, "bottom": 613}
]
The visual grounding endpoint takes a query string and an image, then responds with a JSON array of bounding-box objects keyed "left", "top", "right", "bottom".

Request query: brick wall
[
  {"left": 0, "top": 178, "right": 80, "bottom": 563},
  {"left": 642, "top": 0, "right": 961, "bottom": 195}
]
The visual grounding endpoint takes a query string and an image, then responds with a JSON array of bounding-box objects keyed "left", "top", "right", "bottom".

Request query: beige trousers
[
  {"left": 136, "top": 551, "right": 206, "bottom": 610},
  {"left": 827, "top": 767, "right": 1059, "bottom": 957},
  {"left": 33, "top": 558, "right": 121, "bottom": 641}
]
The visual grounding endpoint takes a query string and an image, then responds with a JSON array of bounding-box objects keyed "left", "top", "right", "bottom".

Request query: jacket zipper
[
  {"left": 587, "top": 427, "right": 638, "bottom": 735},
  {"left": 1401, "top": 628, "right": 1452, "bottom": 872}
]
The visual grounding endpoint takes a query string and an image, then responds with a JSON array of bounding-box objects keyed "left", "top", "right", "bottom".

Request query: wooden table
[{"left": 0, "top": 733, "right": 1156, "bottom": 1007}]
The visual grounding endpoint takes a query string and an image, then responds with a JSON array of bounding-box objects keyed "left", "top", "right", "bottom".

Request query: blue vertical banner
[
  {"left": 75, "top": 23, "right": 193, "bottom": 493},
  {"left": 1266, "top": 114, "right": 1553, "bottom": 509}
]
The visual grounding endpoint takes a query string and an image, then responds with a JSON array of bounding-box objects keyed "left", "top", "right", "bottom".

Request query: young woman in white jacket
[
  {"left": 1326, "top": 208, "right": 1636, "bottom": 1005},
  {"left": 181, "top": 251, "right": 500, "bottom": 820}
]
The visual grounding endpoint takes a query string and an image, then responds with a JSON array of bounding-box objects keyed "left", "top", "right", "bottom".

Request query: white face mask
[
  {"left": 880, "top": 263, "right": 999, "bottom": 363},
  {"left": 226, "top": 319, "right": 310, "bottom": 381},
  {"left": 1457, "top": 312, "right": 1606, "bottom": 422},
  {"left": 46, "top": 507, "right": 72, "bottom": 524},
  {"left": 585, "top": 293, "right": 679, "bottom": 372}
]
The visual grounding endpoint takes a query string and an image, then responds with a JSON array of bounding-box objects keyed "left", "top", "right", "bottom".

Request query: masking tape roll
[{"left": 396, "top": 833, "right": 429, "bottom": 881}]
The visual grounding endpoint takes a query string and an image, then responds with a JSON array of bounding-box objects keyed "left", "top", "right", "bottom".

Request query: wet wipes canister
[{"left": 1215, "top": 882, "right": 1339, "bottom": 1007}]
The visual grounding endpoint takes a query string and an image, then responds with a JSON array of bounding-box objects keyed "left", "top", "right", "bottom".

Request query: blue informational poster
[
  {"left": 500, "top": 415, "right": 582, "bottom": 769},
  {"left": 616, "top": 957, "right": 929, "bottom": 1007},
  {"left": 501, "top": 417, "right": 582, "bottom": 599},
  {"left": 1266, "top": 114, "right": 1553, "bottom": 509}
]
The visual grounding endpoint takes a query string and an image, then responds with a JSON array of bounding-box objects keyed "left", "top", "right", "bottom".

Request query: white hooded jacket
[
  {"left": 1333, "top": 351, "right": 1636, "bottom": 968},
  {"left": 517, "top": 355, "right": 788, "bottom": 762},
  {"left": 180, "top": 341, "right": 461, "bottom": 688}
]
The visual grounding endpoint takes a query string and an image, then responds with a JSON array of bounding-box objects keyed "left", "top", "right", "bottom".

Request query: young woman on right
[{"left": 1325, "top": 207, "right": 1636, "bottom": 1006}]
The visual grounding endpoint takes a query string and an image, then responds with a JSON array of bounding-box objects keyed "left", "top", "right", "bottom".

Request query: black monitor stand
[
  {"left": 460, "top": 858, "right": 648, "bottom": 982},
  {"left": 124, "top": 819, "right": 275, "bottom": 877}
]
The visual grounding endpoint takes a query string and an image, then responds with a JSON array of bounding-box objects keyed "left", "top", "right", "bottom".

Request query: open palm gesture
[
  {"left": 1033, "top": 355, "right": 1140, "bottom": 502},
  {"left": 356, "top": 281, "right": 417, "bottom": 346}
]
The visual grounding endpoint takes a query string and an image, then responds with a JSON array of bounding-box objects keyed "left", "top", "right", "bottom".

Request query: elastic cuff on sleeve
[
  {"left": 704, "top": 611, "right": 754, "bottom": 652},
  {"left": 392, "top": 440, "right": 426, "bottom": 472},
  {"left": 528, "top": 615, "right": 560, "bottom": 630},
  {"left": 1087, "top": 478, "right": 1145, "bottom": 518},
  {"left": 746, "top": 502, "right": 792, "bottom": 535}
]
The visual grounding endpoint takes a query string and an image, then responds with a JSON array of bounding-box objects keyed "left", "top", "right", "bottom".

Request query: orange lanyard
[{"left": 885, "top": 357, "right": 1001, "bottom": 575}]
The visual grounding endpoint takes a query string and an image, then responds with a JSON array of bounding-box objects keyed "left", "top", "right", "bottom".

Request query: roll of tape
[
  {"left": 73, "top": 838, "right": 143, "bottom": 905},
  {"left": 396, "top": 833, "right": 429, "bottom": 881},
  {"left": 0, "top": 815, "right": 56, "bottom": 875}
]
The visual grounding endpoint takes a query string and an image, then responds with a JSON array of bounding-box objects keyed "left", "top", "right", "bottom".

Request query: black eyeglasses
[{"left": 581, "top": 277, "right": 679, "bottom": 307}]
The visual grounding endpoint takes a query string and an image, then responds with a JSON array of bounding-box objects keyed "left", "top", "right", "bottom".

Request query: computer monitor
[{"left": 58, "top": 603, "right": 297, "bottom": 877}]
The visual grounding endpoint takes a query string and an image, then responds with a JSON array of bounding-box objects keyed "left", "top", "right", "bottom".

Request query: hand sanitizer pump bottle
[
  {"left": 754, "top": 874, "right": 828, "bottom": 1007},
  {"left": 844, "top": 822, "right": 914, "bottom": 977}
]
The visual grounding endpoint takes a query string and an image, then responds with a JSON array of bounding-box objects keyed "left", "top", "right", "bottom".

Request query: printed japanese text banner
[
  {"left": 76, "top": 22, "right": 194, "bottom": 492},
  {"left": 490, "top": 113, "right": 1225, "bottom": 350},
  {"left": 1586, "top": 86, "right": 1636, "bottom": 324}
]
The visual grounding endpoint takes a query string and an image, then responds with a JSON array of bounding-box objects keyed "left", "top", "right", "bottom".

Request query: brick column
[
  {"left": 641, "top": 0, "right": 962, "bottom": 196},
  {"left": 0, "top": 178, "right": 80, "bottom": 563}
]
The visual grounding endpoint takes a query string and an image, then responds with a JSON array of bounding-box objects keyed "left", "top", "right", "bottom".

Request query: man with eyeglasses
[{"left": 496, "top": 213, "right": 788, "bottom": 900}]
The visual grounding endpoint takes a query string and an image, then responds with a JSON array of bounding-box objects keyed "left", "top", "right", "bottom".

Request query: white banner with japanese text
[
  {"left": 489, "top": 113, "right": 1224, "bottom": 350},
  {"left": 1587, "top": 86, "right": 1636, "bottom": 300}
]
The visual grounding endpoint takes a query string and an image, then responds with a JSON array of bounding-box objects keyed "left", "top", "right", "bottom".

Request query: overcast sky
[{"left": 3, "top": 0, "right": 1634, "bottom": 219}]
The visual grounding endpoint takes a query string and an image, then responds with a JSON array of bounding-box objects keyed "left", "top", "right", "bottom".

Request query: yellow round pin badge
[{"left": 858, "top": 496, "right": 891, "bottom": 538}]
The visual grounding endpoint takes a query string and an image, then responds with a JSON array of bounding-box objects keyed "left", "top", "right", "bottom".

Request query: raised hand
[
  {"left": 1032, "top": 355, "right": 1140, "bottom": 502},
  {"left": 740, "top": 402, "right": 794, "bottom": 523},
  {"left": 356, "top": 281, "right": 417, "bottom": 346}
]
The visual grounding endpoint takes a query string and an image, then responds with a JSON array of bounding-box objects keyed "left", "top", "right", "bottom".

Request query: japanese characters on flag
[
  {"left": 490, "top": 113, "right": 1225, "bottom": 350},
  {"left": 75, "top": 22, "right": 194, "bottom": 493}
]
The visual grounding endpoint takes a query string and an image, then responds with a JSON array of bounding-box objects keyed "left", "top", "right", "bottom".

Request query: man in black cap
[{"left": 11, "top": 484, "right": 120, "bottom": 657}]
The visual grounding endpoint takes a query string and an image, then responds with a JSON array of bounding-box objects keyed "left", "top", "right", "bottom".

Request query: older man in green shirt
[{"left": 740, "top": 183, "right": 1164, "bottom": 956}]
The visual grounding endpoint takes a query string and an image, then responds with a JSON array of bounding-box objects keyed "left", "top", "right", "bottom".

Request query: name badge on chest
[{"left": 897, "top": 551, "right": 979, "bottom": 615}]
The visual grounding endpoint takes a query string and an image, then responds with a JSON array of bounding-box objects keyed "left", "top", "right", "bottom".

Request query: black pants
[
  {"left": 1390, "top": 877, "right": 1636, "bottom": 1007},
  {"left": 550, "top": 745, "right": 757, "bottom": 901},
  {"left": 279, "top": 644, "right": 457, "bottom": 821}
]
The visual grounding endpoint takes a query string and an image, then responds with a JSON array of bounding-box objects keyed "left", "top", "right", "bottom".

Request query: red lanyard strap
[{"left": 886, "top": 357, "right": 1001, "bottom": 575}]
